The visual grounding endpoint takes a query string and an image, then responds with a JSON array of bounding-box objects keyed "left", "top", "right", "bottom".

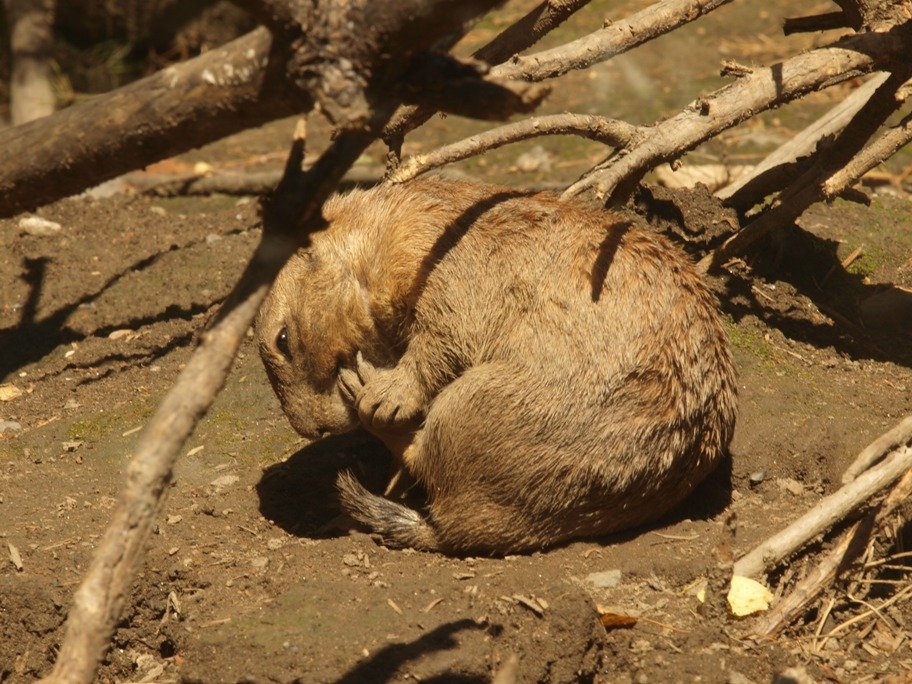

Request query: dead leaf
[{"left": 596, "top": 605, "right": 638, "bottom": 630}]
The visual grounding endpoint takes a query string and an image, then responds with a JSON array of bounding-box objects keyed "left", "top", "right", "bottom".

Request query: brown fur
[{"left": 256, "top": 179, "right": 737, "bottom": 555}]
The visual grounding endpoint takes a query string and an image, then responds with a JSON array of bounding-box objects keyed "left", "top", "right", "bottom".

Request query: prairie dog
[{"left": 256, "top": 179, "right": 736, "bottom": 555}]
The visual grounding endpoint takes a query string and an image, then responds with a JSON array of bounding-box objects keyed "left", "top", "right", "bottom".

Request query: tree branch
[
  {"left": 733, "top": 444, "right": 912, "bottom": 579},
  {"left": 562, "top": 30, "right": 904, "bottom": 206},
  {"left": 388, "top": 113, "right": 639, "bottom": 183},
  {"left": 0, "top": 28, "right": 299, "bottom": 219},
  {"left": 783, "top": 11, "right": 853, "bottom": 35},
  {"left": 700, "top": 67, "right": 912, "bottom": 272},
  {"left": 383, "top": 0, "right": 593, "bottom": 164},
  {"left": 489, "top": 0, "right": 735, "bottom": 83},
  {"left": 717, "top": 73, "right": 890, "bottom": 210}
]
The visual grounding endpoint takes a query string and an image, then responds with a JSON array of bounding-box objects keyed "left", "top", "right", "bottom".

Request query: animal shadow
[{"left": 256, "top": 429, "right": 394, "bottom": 538}]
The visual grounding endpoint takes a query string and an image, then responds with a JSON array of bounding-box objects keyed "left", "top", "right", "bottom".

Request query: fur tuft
[{"left": 336, "top": 471, "right": 439, "bottom": 551}]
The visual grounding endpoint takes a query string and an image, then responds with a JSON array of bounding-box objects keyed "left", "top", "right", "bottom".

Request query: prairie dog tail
[{"left": 336, "top": 471, "right": 439, "bottom": 552}]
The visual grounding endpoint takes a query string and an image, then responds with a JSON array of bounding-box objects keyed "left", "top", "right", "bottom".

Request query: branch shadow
[
  {"left": 716, "top": 222, "right": 912, "bottom": 368},
  {"left": 331, "top": 619, "right": 488, "bottom": 684},
  {"left": 0, "top": 227, "right": 242, "bottom": 379}
]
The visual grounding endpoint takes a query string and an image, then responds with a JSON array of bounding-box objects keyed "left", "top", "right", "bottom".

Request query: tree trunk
[{"left": 4, "top": 0, "right": 57, "bottom": 125}]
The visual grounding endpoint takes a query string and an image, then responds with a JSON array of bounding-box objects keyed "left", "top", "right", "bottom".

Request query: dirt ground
[{"left": 3, "top": 1, "right": 912, "bottom": 682}]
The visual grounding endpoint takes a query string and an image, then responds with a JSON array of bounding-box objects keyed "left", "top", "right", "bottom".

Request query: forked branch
[{"left": 563, "top": 30, "right": 904, "bottom": 206}]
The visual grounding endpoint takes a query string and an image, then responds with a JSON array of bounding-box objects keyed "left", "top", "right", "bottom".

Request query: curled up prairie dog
[{"left": 256, "top": 179, "right": 737, "bottom": 555}]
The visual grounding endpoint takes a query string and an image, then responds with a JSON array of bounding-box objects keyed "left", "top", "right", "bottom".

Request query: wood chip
[
  {"left": 8, "top": 543, "right": 23, "bottom": 571},
  {"left": 422, "top": 598, "right": 444, "bottom": 613},
  {"left": 387, "top": 598, "right": 403, "bottom": 615},
  {"left": 512, "top": 594, "right": 544, "bottom": 617},
  {"left": 122, "top": 426, "right": 142, "bottom": 437},
  {"left": 453, "top": 571, "right": 476, "bottom": 580},
  {"left": 0, "top": 384, "right": 23, "bottom": 402},
  {"left": 187, "top": 445, "right": 205, "bottom": 457},
  {"left": 841, "top": 245, "right": 864, "bottom": 269}
]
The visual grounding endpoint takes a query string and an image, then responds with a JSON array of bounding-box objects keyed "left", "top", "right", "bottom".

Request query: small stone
[
  {"left": 0, "top": 421, "right": 22, "bottom": 433},
  {"left": 205, "top": 233, "right": 223, "bottom": 245},
  {"left": 342, "top": 553, "right": 361, "bottom": 567},
  {"left": 585, "top": 569, "right": 622, "bottom": 588},
  {"left": 107, "top": 329, "right": 133, "bottom": 340},
  {"left": 19, "top": 216, "right": 62, "bottom": 236},
  {"left": 267, "top": 537, "right": 284, "bottom": 550},
  {"left": 748, "top": 471, "right": 766, "bottom": 486},
  {"left": 728, "top": 670, "right": 757, "bottom": 684},
  {"left": 150, "top": 206, "right": 167, "bottom": 216},
  {"left": 62, "top": 441, "right": 83, "bottom": 452},
  {"left": 250, "top": 556, "right": 269, "bottom": 570},
  {"left": 64, "top": 398, "right": 80, "bottom": 410},
  {"left": 166, "top": 515, "right": 183, "bottom": 525}
]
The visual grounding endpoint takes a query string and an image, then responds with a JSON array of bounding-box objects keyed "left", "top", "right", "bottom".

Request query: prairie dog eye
[{"left": 276, "top": 326, "right": 292, "bottom": 361}]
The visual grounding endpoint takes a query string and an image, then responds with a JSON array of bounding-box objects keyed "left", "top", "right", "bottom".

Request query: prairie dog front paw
[{"left": 339, "top": 352, "right": 427, "bottom": 431}]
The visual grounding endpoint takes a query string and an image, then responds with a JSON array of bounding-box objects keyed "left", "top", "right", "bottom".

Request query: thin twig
[
  {"left": 751, "top": 467, "right": 912, "bottom": 636},
  {"left": 490, "top": 0, "right": 735, "bottom": 83},
  {"left": 388, "top": 114, "right": 639, "bottom": 183}
]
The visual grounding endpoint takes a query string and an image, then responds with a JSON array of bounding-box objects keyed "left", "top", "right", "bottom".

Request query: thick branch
[
  {"left": 563, "top": 30, "right": 904, "bottom": 206},
  {"left": 388, "top": 113, "right": 639, "bottom": 183},
  {"left": 0, "top": 28, "right": 299, "bottom": 219},
  {"left": 490, "top": 0, "right": 735, "bottom": 83}
]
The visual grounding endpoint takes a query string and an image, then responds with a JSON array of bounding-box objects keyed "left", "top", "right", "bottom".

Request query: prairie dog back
[{"left": 256, "top": 179, "right": 736, "bottom": 555}]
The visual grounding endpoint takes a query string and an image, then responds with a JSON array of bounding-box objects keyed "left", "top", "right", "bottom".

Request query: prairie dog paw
[{"left": 339, "top": 352, "right": 426, "bottom": 431}]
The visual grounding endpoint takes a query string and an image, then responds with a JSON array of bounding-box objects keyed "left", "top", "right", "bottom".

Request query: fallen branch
[
  {"left": 489, "top": 0, "right": 735, "bottom": 83},
  {"left": 717, "top": 73, "right": 890, "bottom": 209},
  {"left": 0, "top": 28, "right": 298, "bottom": 219},
  {"left": 563, "top": 30, "right": 904, "bottom": 205},
  {"left": 733, "top": 443, "right": 912, "bottom": 580},
  {"left": 842, "top": 414, "right": 912, "bottom": 484},
  {"left": 751, "top": 466, "right": 912, "bottom": 637},
  {"left": 700, "top": 69, "right": 912, "bottom": 272},
  {"left": 388, "top": 114, "right": 639, "bottom": 184}
]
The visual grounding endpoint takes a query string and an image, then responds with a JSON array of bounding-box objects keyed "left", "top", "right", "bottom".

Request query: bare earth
[{"left": 2, "top": 1, "right": 912, "bottom": 682}]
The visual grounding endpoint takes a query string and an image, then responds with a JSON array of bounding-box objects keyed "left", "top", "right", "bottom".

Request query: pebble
[
  {"left": 19, "top": 216, "right": 62, "bottom": 236},
  {"left": 748, "top": 471, "right": 766, "bottom": 486},
  {"left": 0, "top": 421, "right": 22, "bottom": 433},
  {"left": 777, "top": 478, "right": 805, "bottom": 496},
  {"left": 205, "top": 233, "right": 223, "bottom": 245},
  {"left": 585, "top": 569, "right": 622, "bottom": 588}
]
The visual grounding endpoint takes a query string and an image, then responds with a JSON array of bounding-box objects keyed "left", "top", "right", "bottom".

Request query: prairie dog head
[{"left": 256, "top": 239, "right": 375, "bottom": 439}]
